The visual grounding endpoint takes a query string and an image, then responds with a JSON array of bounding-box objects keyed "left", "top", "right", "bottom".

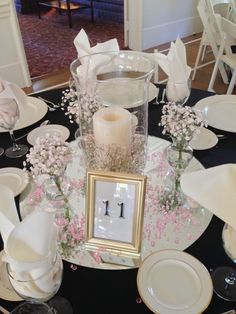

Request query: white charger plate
[
  {"left": 0, "top": 96, "right": 48, "bottom": 133},
  {"left": 137, "top": 250, "right": 213, "bottom": 314},
  {"left": 27, "top": 124, "right": 70, "bottom": 145},
  {"left": 195, "top": 95, "right": 236, "bottom": 132},
  {"left": 190, "top": 127, "right": 218, "bottom": 150},
  {"left": 0, "top": 167, "right": 28, "bottom": 197},
  {"left": 0, "top": 251, "right": 22, "bottom": 301}
]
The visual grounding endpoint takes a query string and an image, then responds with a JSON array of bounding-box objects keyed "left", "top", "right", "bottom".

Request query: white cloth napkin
[
  {"left": 1, "top": 209, "right": 59, "bottom": 299},
  {"left": 73, "top": 28, "right": 119, "bottom": 93},
  {"left": 0, "top": 80, "right": 27, "bottom": 129},
  {"left": 0, "top": 184, "right": 20, "bottom": 244},
  {"left": 180, "top": 164, "right": 236, "bottom": 229},
  {"left": 153, "top": 37, "right": 191, "bottom": 102}
]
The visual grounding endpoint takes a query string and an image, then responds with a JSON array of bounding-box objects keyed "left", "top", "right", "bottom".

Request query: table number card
[{"left": 85, "top": 170, "right": 147, "bottom": 266}]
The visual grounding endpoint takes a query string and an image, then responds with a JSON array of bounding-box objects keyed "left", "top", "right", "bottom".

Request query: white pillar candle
[{"left": 93, "top": 106, "right": 132, "bottom": 150}]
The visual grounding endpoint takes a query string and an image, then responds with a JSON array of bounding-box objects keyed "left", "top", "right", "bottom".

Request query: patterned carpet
[{"left": 18, "top": 9, "right": 124, "bottom": 78}]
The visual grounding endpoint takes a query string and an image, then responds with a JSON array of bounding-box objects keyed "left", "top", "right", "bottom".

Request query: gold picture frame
[{"left": 85, "top": 170, "right": 147, "bottom": 263}]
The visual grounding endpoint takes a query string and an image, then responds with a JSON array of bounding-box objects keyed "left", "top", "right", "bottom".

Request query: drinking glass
[
  {"left": 0, "top": 99, "right": 28, "bottom": 158},
  {"left": 211, "top": 223, "right": 236, "bottom": 301},
  {"left": 166, "top": 78, "right": 191, "bottom": 106},
  {"left": 7, "top": 253, "right": 63, "bottom": 313}
]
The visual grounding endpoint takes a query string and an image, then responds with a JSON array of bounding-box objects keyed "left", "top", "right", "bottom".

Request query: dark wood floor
[{"left": 24, "top": 33, "right": 232, "bottom": 95}]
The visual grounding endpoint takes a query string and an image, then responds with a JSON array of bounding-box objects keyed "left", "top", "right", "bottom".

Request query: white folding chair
[
  {"left": 192, "top": 0, "right": 234, "bottom": 81},
  {"left": 208, "top": 14, "right": 236, "bottom": 93}
]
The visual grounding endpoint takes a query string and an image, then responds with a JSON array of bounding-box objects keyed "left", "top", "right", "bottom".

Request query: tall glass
[
  {"left": 211, "top": 223, "right": 236, "bottom": 301},
  {"left": 0, "top": 99, "right": 28, "bottom": 158},
  {"left": 166, "top": 78, "right": 191, "bottom": 106},
  {"left": 7, "top": 253, "right": 63, "bottom": 313},
  {"left": 70, "top": 51, "right": 155, "bottom": 174}
]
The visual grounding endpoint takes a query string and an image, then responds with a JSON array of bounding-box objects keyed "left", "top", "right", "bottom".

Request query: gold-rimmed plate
[{"left": 137, "top": 250, "right": 213, "bottom": 314}]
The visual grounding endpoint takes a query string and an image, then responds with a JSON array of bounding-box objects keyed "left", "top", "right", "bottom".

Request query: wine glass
[
  {"left": 0, "top": 99, "right": 28, "bottom": 158},
  {"left": 7, "top": 252, "right": 63, "bottom": 313},
  {"left": 166, "top": 78, "right": 191, "bottom": 106},
  {"left": 211, "top": 223, "right": 236, "bottom": 301}
]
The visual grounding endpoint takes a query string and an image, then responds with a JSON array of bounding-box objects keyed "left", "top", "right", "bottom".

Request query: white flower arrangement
[
  {"left": 159, "top": 103, "right": 207, "bottom": 148},
  {"left": 23, "top": 133, "right": 73, "bottom": 178},
  {"left": 61, "top": 87, "right": 103, "bottom": 131}
]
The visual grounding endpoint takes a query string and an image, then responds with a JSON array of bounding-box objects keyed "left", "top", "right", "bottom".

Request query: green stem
[{"left": 53, "top": 176, "right": 71, "bottom": 221}]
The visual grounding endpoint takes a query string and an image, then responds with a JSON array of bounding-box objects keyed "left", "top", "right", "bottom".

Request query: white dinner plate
[
  {"left": 27, "top": 124, "right": 70, "bottom": 145},
  {"left": 0, "top": 167, "right": 28, "bottom": 197},
  {"left": 137, "top": 250, "right": 213, "bottom": 314},
  {"left": 189, "top": 127, "right": 218, "bottom": 150},
  {"left": 0, "top": 251, "right": 22, "bottom": 301},
  {"left": 195, "top": 95, "right": 236, "bottom": 132},
  {"left": 0, "top": 96, "right": 48, "bottom": 133}
]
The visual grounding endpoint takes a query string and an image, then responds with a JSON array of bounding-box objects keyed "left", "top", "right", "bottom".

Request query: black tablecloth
[{"left": 1, "top": 86, "right": 236, "bottom": 313}]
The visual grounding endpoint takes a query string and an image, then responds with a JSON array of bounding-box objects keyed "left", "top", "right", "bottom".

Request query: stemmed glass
[
  {"left": 7, "top": 253, "right": 63, "bottom": 313},
  {"left": 166, "top": 78, "right": 191, "bottom": 106},
  {"left": 211, "top": 223, "right": 236, "bottom": 301},
  {"left": 0, "top": 99, "right": 28, "bottom": 158}
]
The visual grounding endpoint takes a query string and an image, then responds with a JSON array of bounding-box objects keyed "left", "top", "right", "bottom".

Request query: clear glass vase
[
  {"left": 70, "top": 51, "right": 155, "bottom": 174},
  {"left": 160, "top": 139, "right": 193, "bottom": 211}
]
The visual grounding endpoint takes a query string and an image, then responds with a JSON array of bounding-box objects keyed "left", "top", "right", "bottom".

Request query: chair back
[
  {"left": 216, "top": 13, "right": 236, "bottom": 53},
  {"left": 197, "top": 0, "right": 221, "bottom": 46}
]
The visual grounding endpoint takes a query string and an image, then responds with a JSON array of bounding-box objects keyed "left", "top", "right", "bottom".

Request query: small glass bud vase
[
  {"left": 160, "top": 138, "right": 193, "bottom": 211},
  {"left": 44, "top": 172, "right": 72, "bottom": 201}
]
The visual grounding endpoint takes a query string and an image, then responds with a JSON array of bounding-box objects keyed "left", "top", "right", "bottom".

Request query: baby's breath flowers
[
  {"left": 159, "top": 103, "right": 207, "bottom": 149},
  {"left": 23, "top": 133, "right": 73, "bottom": 178},
  {"left": 61, "top": 87, "right": 103, "bottom": 133}
]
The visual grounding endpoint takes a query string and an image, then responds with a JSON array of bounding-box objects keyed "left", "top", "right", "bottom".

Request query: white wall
[
  {"left": 0, "top": 0, "right": 31, "bottom": 88},
  {"left": 128, "top": 0, "right": 203, "bottom": 51}
]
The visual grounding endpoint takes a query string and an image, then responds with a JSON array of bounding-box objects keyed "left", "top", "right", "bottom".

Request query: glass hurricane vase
[
  {"left": 160, "top": 139, "right": 193, "bottom": 211},
  {"left": 70, "top": 51, "right": 155, "bottom": 174}
]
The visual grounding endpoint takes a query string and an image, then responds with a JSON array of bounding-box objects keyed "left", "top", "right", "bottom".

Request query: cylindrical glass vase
[{"left": 70, "top": 51, "right": 155, "bottom": 174}]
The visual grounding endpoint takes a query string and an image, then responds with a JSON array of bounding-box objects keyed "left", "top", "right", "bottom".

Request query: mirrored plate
[
  {"left": 190, "top": 127, "right": 218, "bottom": 150},
  {"left": 137, "top": 250, "right": 213, "bottom": 314},
  {"left": 0, "top": 167, "right": 28, "bottom": 197},
  {"left": 0, "top": 96, "right": 48, "bottom": 133},
  {"left": 27, "top": 124, "right": 70, "bottom": 146},
  {"left": 195, "top": 95, "right": 236, "bottom": 132},
  {"left": 0, "top": 251, "right": 22, "bottom": 301}
]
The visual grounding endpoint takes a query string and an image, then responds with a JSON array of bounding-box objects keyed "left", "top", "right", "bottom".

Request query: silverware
[
  {"left": 15, "top": 120, "right": 50, "bottom": 141},
  {"left": 37, "top": 96, "right": 60, "bottom": 109},
  {"left": 220, "top": 310, "right": 235, "bottom": 314},
  {"left": 216, "top": 134, "right": 227, "bottom": 140},
  {"left": 160, "top": 88, "right": 166, "bottom": 104},
  {"left": 0, "top": 305, "right": 10, "bottom": 314},
  {"left": 156, "top": 88, "right": 166, "bottom": 104}
]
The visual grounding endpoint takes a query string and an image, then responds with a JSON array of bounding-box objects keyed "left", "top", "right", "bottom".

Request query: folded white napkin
[
  {"left": 0, "top": 184, "right": 20, "bottom": 244},
  {"left": 181, "top": 164, "right": 236, "bottom": 229},
  {"left": 0, "top": 80, "right": 27, "bottom": 129},
  {"left": 153, "top": 37, "right": 191, "bottom": 102},
  {"left": 73, "top": 28, "right": 119, "bottom": 93},
  {"left": 2, "top": 209, "right": 59, "bottom": 299}
]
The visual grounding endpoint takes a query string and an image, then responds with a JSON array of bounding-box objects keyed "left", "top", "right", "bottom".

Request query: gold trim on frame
[{"left": 85, "top": 170, "right": 147, "bottom": 260}]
